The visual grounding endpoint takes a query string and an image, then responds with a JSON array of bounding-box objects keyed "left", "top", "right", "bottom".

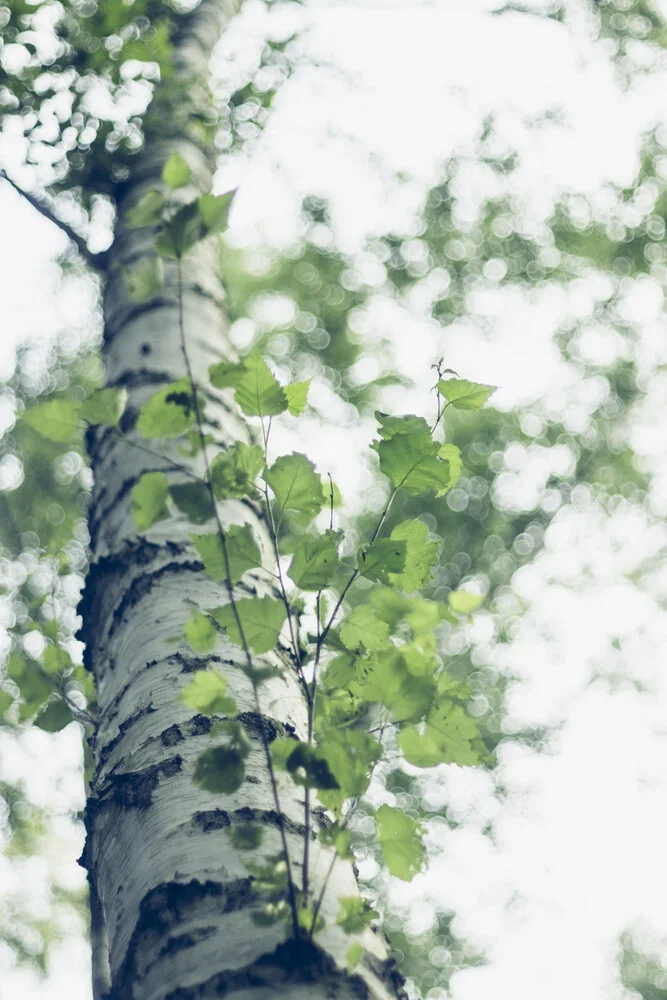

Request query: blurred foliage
[{"left": 0, "top": 0, "right": 666, "bottom": 991}]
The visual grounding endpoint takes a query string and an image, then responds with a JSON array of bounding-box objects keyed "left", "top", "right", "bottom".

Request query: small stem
[
  {"left": 176, "top": 260, "right": 299, "bottom": 937},
  {"left": 111, "top": 426, "right": 204, "bottom": 482},
  {"left": 309, "top": 796, "right": 359, "bottom": 937}
]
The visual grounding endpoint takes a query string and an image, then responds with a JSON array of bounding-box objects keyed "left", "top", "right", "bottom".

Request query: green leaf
[
  {"left": 375, "top": 804, "right": 424, "bottom": 881},
  {"left": 162, "top": 152, "right": 191, "bottom": 189},
  {"left": 233, "top": 349, "right": 287, "bottom": 417},
  {"left": 81, "top": 388, "right": 127, "bottom": 427},
  {"left": 346, "top": 943, "right": 363, "bottom": 971},
  {"left": 387, "top": 520, "right": 439, "bottom": 593},
  {"left": 33, "top": 699, "right": 75, "bottom": 733},
  {"left": 287, "top": 530, "right": 342, "bottom": 590},
  {"left": 284, "top": 379, "right": 311, "bottom": 416},
  {"left": 229, "top": 823, "right": 264, "bottom": 850},
  {"left": 210, "top": 596, "right": 286, "bottom": 654},
  {"left": 337, "top": 897, "right": 378, "bottom": 934},
  {"left": 399, "top": 701, "right": 484, "bottom": 767},
  {"left": 374, "top": 428, "right": 453, "bottom": 496},
  {"left": 155, "top": 201, "right": 204, "bottom": 258},
  {"left": 184, "top": 611, "right": 217, "bottom": 653},
  {"left": 137, "top": 378, "right": 196, "bottom": 439},
  {"left": 263, "top": 453, "right": 325, "bottom": 522},
  {"left": 132, "top": 472, "right": 170, "bottom": 532},
  {"left": 271, "top": 737, "right": 298, "bottom": 770},
  {"left": 340, "top": 605, "right": 391, "bottom": 651},
  {"left": 318, "top": 730, "right": 381, "bottom": 808},
  {"left": 374, "top": 413, "right": 432, "bottom": 440},
  {"left": 208, "top": 360, "right": 246, "bottom": 389},
  {"left": 198, "top": 191, "right": 235, "bottom": 235},
  {"left": 23, "top": 399, "right": 82, "bottom": 443},
  {"left": 357, "top": 538, "right": 406, "bottom": 584},
  {"left": 211, "top": 442, "right": 264, "bottom": 499},
  {"left": 352, "top": 647, "right": 435, "bottom": 722},
  {"left": 125, "top": 257, "right": 164, "bottom": 303},
  {"left": 437, "top": 378, "right": 497, "bottom": 410},
  {"left": 170, "top": 482, "right": 214, "bottom": 524},
  {"left": 438, "top": 443, "right": 462, "bottom": 487},
  {"left": 191, "top": 525, "right": 261, "bottom": 583},
  {"left": 181, "top": 670, "right": 237, "bottom": 715},
  {"left": 448, "top": 590, "right": 484, "bottom": 615},
  {"left": 194, "top": 746, "right": 245, "bottom": 794},
  {"left": 286, "top": 742, "right": 340, "bottom": 789},
  {"left": 127, "top": 190, "right": 165, "bottom": 228},
  {"left": 0, "top": 690, "right": 14, "bottom": 716}
]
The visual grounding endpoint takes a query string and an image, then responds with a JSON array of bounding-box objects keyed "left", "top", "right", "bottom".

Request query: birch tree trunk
[{"left": 78, "top": 3, "right": 405, "bottom": 998}]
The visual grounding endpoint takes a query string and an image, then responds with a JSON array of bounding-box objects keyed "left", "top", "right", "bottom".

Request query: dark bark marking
[
  {"left": 192, "top": 809, "right": 230, "bottom": 833},
  {"left": 97, "top": 703, "right": 156, "bottom": 769},
  {"left": 161, "top": 724, "right": 184, "bottom": 747},
  {"left": 108, "top": 560, "right": 204, "bottom": 643},
  {"left": 92, "top": 755, "right": 182, "bottom": 812},
  {"left": 112, "top": 879, "right": 255, "bottom": 998},
  {"left": 157, "top": 925, "right": 216, "bottom": 960}
]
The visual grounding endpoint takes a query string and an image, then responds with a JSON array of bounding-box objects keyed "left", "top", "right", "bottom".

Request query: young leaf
[
  {"left": 373, "top": 425, "right": 453, "bottom": 496},
  {"left": 137, "top": 378, "right": 196, "bottom": 439},
  {"left": 198, "top": 191, "right": 235, "bottom": 235},
  {"left": 23, "top": 399, "right": 82, "bottom": 443},
  {"left": 191, "top": 525, "right": 261, "bottom": 583},
  {"left": 284, "top": 379, "right": 311, "bottom": 416},
  {"left": 211, "top": 442, "right": 264, "bottom": 499},
  {"left": 437, "top": 378, "right": 497, "bottom": 410},
  {"left": 271, "top": 737, "right": 298, "bottom": 770},
  {"left": 0, "top": 690, "right": 14, "bottom": 717},
  {"left": 387, "top": 520, "right": 439, "bottom": 593},
  {"left": 357, "top": 538, "right": 406, "bottom": 584},
  {"left": 337, "top": 897, "right": 378, "bottom": 934},
  {"left": 210, "top": 596, "right": 286, "bottom": 654},
  {"left": 126, "top": 190, "right": 165, "bottom": 228},
  {"left": 81, "top": 388, "right": 127, "bottom": 427},
  {"left": 263, "top": 453, "right": 325, "bottom": 522},
  {"left": 376, "top": 804, "right": 424, "bottom": 881},
  {"left": 287, "top": 530, "right": 342, "bottom": 590},
  {"left": 438, "top": 442, "right": 462, "bottom": 487},
  {"left": 184, "top": 611, "right": 217, "bottom": 653},
  {"left": 194, "top": 746, "right": 245, "bottom": 794},
  {"left": 352, "top": 647, "right": 435, "bottom": 722},
  {"left": 340, "top": 605, "right": 391, "bottom": 651},
  {"left": 125, "top": 257, "right": 164, "bottom": 303},
  {"left": 286, "top": 742, "right": 340, "bottom": 789},
  {"left": 318, "top": 730, "right": 381, "bottom": 807},
  {"left": 181, "top": 669, "right": 237, "bottom": 715},
  {"left": 208, "top": 360, "right": 246, "bottom": 389},
  {"left": 448, "top": 590, "right": 484, "bottom": 615},
  {"left": 162, "top": 152, "right": 191, "bottom": 189},
  {"left": 155, "top": 201, "right": 204, "bottom": 258},
  {"left": 347, "top": 943, "right": 363, "bottom": 971},
  {"left": 170, "top": 482, "right": 214, "bottom": 524},
  {"left": 33, "top": 699, "right": 75, "bottom": 733},
  {"left": 132, "top": 472, "right": 170, "bottom": 532},
  {"left": 399, "top": 701, "right": 484, "bottom": 767},
  {"left": 233, "top": 349, "right": 287, "bottom": 417}
]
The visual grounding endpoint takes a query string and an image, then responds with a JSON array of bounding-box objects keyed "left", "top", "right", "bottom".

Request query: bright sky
[{"left": 2, "top": 1, "right": 667, "bottom": 998}]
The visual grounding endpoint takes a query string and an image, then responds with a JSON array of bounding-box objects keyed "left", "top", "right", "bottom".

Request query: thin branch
[
  {"left": 177, "top": 261, "right": 300, "bottom": 937},
  {"left": 0, "top": 170, "right": 107, "bottom": 271}
]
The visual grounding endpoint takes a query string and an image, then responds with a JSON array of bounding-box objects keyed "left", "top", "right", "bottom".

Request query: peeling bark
[{"left": 78, "top": 2, "right": 405, "bottom": 998}]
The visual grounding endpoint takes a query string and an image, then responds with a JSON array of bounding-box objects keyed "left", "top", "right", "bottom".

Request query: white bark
[{"left": 79, "top": 3, "right": 405, "bottom": 998}]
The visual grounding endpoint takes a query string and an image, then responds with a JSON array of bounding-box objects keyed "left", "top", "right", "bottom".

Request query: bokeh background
[{"left": 2, "top": 0, "right": 667, "bottom": 997}]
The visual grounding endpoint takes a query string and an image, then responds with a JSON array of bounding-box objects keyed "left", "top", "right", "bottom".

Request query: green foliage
[
  {"left": 162, "top": 153, "right": 191, "bottom": 190},
  {"left": 181, "top": 670, "right": 237, "bottom": 715},
  {"left": 171, "top": 482, "right": 214, "bottom": 524},
  {"left": 357, "top": 538, "right": 407, "bottom": 584},
  {"left": 340, "top": 605, "right": 391, "bottom": 651},
  {"left": 287, "top": 530, "right": 342, "bottom": 590},
  {"left": 437, "top": 378, "right": 497, "bottom": 411},
  {"left": 229, "top": 823, "right": 264, "bottom": 850},
  {"left": 337, "top": 896, "right": 378, "bottom": 934},
  {"left": 22, "top": 400, "right": 82, "bottom": 443},
  {"left": 137, "top": 379, "right": 195, "bottom": 439},
  {"left": 210, "top": 597, "right": 287, "bottom": 654},
  {"left": 132, "top": 472, "right": 170, "bottom": 532},
  {"left": 375, "top": 805, "right": 425, "bottom": 882},
  {"left": 184, "top": 611, "right": 217, "bottom": 653},
  {"left": 194, "top": 745, "right": 246, "bottom": 795},
  {"left": 448, "top": 590, "right": 485, "bottom": 615},
  {"left": 33, "top": 699, "right": 75, "bottom": 733},
  {"left": 386, "top": 520, "right": 439, "bottom": 593},
  {"left": 372, "top": 412, "right": 455, "bottom": 496},
  {"left": 192, "top": 526, "right": 261, "bottom": 583},
  {"left": 211, "top": 443, "right": 264, "bottom": 499},
  {"left": 125, "top": 258, "right": 165, "bottom": 303},
  {"left": 263, "top": 453, "right": 325, "bottom": 522}
]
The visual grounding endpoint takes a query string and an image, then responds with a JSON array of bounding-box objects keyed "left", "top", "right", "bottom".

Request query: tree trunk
[{"left": 78, "top": 3, "right": 404, "bottom": 998}]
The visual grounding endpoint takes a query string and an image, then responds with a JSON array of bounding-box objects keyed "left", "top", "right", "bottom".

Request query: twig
[
  {"left": 177, "top": 261, "right": 300, "bottom": 937},
  {"left": 0, "top": 170, "right": 107, "bottom": 271}
]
